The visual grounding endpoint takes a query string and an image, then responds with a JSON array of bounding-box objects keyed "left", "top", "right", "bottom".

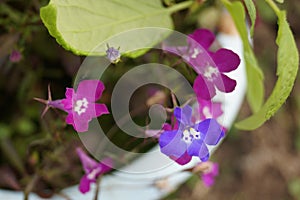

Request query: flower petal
[
  {"left": 187, "top": 140, "right": 209, "bottom": 161},
  {"left": 162, "top": 43, "right": 189, "bottom": 58},
  {"left": 67, "top": 113, "right": 90, "bottom": 132},
  {"left": 174, "top": 106, "right": 192, "bottom": 126},
  {"left": 188, "top": 29, "right": 215, "bottom": 49},
  {"left": 76, "top": 147, "right": 99, "bottom": 174},
  {"left": 76, "top": 80, "right": 105, "bottom": 101},
  {"left": 196, "top": 119, "right": 225, "bottom": 145},
  {"left": 169, "top": 151, "right": 192, "bottom": 165},
  {"left": 197, "top": 99, "right": 223, "bottom": 120},
  {"left": 212, "top": 48, "right": 240, "bottom": 72},
  {"left": 79, "top": 175, "right": 92, "bottom": 194},
  {"left": 193, "top": 75, "right": 216, "bottom": 100},
  {"left": 159, "top": 130, "right": 187, "bottom": 158},
  {"left": 99, "top": 158, "right": 113, "bottom": 173},
  {"left": 95, "top": 103, "right": 109, "bottom": 117},
  {"left": 62, "top": 88, "right": 74, "bottom": 110},
  {"left": 214, "top": 74, "right": 236, "bottom": 93}
]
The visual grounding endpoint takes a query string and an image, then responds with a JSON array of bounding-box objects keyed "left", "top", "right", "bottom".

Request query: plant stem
[
  {"left": 0, "top": 137, "right": 26, "bottom": 175},
  {"left": 93, "top": 177, "right": 102, "bottom": 200},
  {"left": 166, "top": 1, "right": 193, "bottom": 14},
  {"left": 265, "top": 0, "right": 281, "bottom": 15},
  {"left": 24, "top": 174, "right": 39, "bottom": 200}
]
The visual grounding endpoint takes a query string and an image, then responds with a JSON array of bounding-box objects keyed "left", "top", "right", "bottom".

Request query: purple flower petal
[
  {"left": 71, "top": 115, "right": 90, "bottom": 132},
  {"left": 202, "top": 174, "right": 215, "bottom": 187},
  {"left": 62, "top": 88, "right": 74, "bottom": 110},
  {"left": 212, "top": 48, "right": 240, "bottom": 72},
  {"left": 79, "top": 175, "right": 92, "bottom": 194},
  {"left": 187, "top": 140, "right": 209, "bottom": 161},
  {"left": 95, "top": 103, "right": 109, "bottom": 116},
  {"left": 76, "top": 80, "right": 105, "bottom": 101},
  {"left": 214, "top": 74, "right": 237, "bottom": 93},
  {"left": 174, "top": 106, "right": 192, "bottom": 126},
  {"left": 76, "top": 148, "right": 99, "bottom": 174},
  {"left": 193, "top": 75, "right": 216, "bottom": 100},
  {"left": 162, "top": 44, "right": 189, "bottom": 58},
  {"left": 159, "top": 130, "right": 187, "bottom": 158},
  {"left": 196, "top": 119, "right": 224, "bottom": 145},
  {"left": 188, "top": 29, "right": 215, "bottom": 49},
  {"left": 99, "top": 158, "right": 113, "bottom": 173},
  {"left": 170, "top": 151, "right": 192, "bottom": 165}
]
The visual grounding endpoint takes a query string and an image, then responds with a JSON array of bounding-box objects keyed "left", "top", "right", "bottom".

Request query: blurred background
[{"left": 0, "top": 0, "right": 300, "bottom": 199}]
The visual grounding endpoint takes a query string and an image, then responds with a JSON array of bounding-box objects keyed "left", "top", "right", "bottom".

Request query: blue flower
[
  {"left": 159, "top": 105, "right": 225, "bottom": 165},
  {"left": 106, "top": 45, "right": 121, "bottom": 64}
]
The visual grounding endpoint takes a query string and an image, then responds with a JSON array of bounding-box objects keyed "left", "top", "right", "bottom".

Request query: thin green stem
[
  {"left": 166, "top": 1, "right": 193, "bottom": 14},
  {"left": 265, "top": 0, "right": 280, "bottom": 15}
]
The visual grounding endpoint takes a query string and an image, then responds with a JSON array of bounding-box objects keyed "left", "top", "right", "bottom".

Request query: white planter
[{"left": 0, "top": 32, "right": 246, "bottom": 200}]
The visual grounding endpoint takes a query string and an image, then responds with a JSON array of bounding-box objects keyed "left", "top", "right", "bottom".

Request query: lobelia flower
[
  {"left": 106, "top": 45, "right": 121, "bottom": 64},
  {"left": 159, "top": 105, "right": 225, "bottom": 165},
  {"left": 34, "top": 80, "right": 109, "bottom": 132},
  {"left": 76, "top": 147, "right": 113, "bottom": 194},
  {"left": 163, "top": 29, "right": 240, "bottom": 100}
]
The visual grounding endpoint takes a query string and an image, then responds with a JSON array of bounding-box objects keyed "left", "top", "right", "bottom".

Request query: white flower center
[
  {"left": 203, "top": 106, "right": 212, "bottom": 118},
  {"left": 191, "top": 48, "right": 201, "bottom": 59},
  {"left": 182, "top": 128, "right": 201, "bottom": 144},
  {"left": 204, "top": 66, "right": 218, "bottom": 80},
  {"left": 74, "top": 98, "right": 89, "bottom": 115},
  {"left": 87, "top": 167, "right": 101, "bottom": 180}
]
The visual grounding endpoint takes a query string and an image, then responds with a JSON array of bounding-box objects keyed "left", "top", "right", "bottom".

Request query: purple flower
[
  {"left": 34, "top": 80, "right": 109, "bottom": 132},
  {"left": 159, "top": 105, "right": 225, "bottom": 165},
  {"left": 61, "top": 80, "right": 109, "bottom": 132},
  {"left": 9, "top": 50, "right": 22, "bottom": 63},
  {"left": 106, "top": 45, "right": 121, "bottom": 64},
  {"left": 201, "top": 162, "right": 219, "bottom": 187},
  {"left": 163, "top": 29, "right": 240, "bottom": 100},
  {"left": 76, "top": 147, "right": 112, "bottom": 194}
]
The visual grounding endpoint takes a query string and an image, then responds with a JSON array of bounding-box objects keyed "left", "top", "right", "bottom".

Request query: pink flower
[
  {"left": 76, "top": 147, "right": 113, "bottom": 194},
  {"left": 34, "top": 80, "right": 109, "bottom": 132},
  {"left": 193, "top": 161, "right": 219, "bottom": 187},
  {"left": 61, "top": 80, "right": 109, "bottom": 132},
  {"left": 9, "top": 50, "right": 22, "bottom": 63}
]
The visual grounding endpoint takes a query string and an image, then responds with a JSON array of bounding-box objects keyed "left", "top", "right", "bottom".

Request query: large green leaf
[
  {"left": 235, "top": 10, "right": 299, "bottom": 130},
  {"left": 40, "top": 0, "right": 176, "bottom": 57},
  {"left": 244, "top": 0, "right": 256, "bottom": 37},
  {"left": 222, "top": 0, "right": 264, "bottom": 113}
]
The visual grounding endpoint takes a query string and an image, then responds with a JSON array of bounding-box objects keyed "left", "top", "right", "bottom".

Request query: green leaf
[
  {"left": 222, "top": 0, "right": 264, "bottom": 113},
  {"left": 244, "top": 0, "right": 256, "bottom": 37},
  {"left": 276, "top": 0, "right": 284, "bottom": 3},
  {"left": 40, "top": 0, "right": 174, "bottom": 58},
  {"left": 235, "top": 10, "right": 299, "bottom": 130}
]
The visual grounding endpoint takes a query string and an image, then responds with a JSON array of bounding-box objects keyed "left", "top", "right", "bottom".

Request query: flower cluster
[{"left": 158, "top": 29, "right": 240, "bottom": 165}]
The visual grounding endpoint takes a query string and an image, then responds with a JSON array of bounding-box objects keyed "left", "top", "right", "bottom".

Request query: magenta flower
[
  {"left": 163, "top": 29, "right": 240, "bottom": 100},
  {"left": 76, "top": 147, "right": 112, "bottom": 194},
  {"left": 34, "top": 80, "right": 109, "bottom": 132},
  {"left": 61, "top": 80, "right": 109, "bottom": 132},
  {"left": 159, "top": 105, "right": 225, "bottom": 165},
  {"left": 9, "top": 50, "right": 22, "bottom": 63},
  {"left": 201, "top": 161, "right": 219, "bottom": 187}
]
